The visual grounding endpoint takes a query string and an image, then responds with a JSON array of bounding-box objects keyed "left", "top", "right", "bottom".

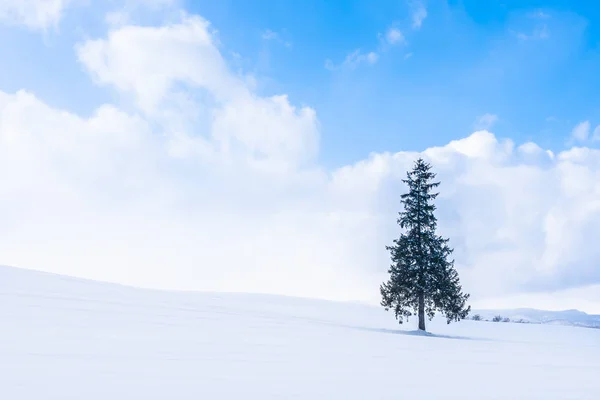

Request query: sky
[{"left": 0, "top": 0, "right": 600, "bottom": 313}]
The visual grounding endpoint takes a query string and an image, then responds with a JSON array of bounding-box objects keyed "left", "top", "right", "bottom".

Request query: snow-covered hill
[
  {"left": 1, "top": 265, "right": 598, "bottom": 399},
  {"left": 472, "top": 308, "right": 600, "bottom": 328}
]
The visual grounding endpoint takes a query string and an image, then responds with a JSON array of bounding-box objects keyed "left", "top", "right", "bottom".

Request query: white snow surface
[
  {"left": 472, "top": 308, "right": 600, "bottom": 328},
  {"left": 1, "top": 265, "right": 599, "bottom": 399}
]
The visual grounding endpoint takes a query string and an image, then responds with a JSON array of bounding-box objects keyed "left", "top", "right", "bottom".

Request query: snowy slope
[{"left": 1, "top": 265, "right": 599, "bottom": 400}]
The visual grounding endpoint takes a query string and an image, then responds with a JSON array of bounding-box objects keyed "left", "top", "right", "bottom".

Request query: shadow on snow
[{"left": 345, "top": 325, "right": 487, "bottom": 341}]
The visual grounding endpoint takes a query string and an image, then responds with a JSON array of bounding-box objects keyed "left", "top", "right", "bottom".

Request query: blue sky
[
  {"left": 2, "top": 0, "right": 600, "bottom": 168},
  {"left": 182, "top": 0, "right": 600, "bottom": 166},
  {"left": 1, "top": 0, "right": 600, "bottom": 311}
]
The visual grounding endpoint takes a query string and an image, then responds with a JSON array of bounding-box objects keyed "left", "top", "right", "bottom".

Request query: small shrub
[
  {"left": 502, "top": 317, "right": 510, "bottom": 323},
  {"left": 471, "top": 314, "right": 482, "bottom": 321},
  {"left": 492, "top": 315, "right": 503, "bottom": 322}
]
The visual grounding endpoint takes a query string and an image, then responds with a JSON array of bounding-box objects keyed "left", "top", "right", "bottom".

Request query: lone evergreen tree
[{"left": 380, "top": 158, "right": 470, "bottom": 331}]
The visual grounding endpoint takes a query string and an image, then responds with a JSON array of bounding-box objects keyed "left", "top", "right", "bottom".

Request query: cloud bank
[{"left": 1, "top": 8, "right": 600, "bottom": 311}]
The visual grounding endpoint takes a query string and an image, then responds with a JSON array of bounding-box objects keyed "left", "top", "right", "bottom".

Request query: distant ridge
[{"left": 471, "top": 308, "right": 600, "bottom": 329}]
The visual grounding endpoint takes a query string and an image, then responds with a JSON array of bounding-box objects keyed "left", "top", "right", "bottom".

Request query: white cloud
[
  {"left": 0, "top": 0, "right": 70, "bottom": 30},
  {"left": 77, "top": 16, "right": 317, "bottom": 172},
  {"left": 77, "top": 16, "right": 242, "bottom": 113},
  {"left": 366, "top": 52, "right": 378, "bottom": 64},
  {"left": 518, "top": 142, "right": 541, "bottom": 154},
  {"left": 530, "top": 10, "right": 551, "bottom": 19},
  {"left": 261, "top": 29, "right": 292, "bottom": 47},
  {"left": 410, "top": 2, "right": 427, "bottom": 29},
  {"left": 329, "top": 24, "right": 403, "bottom": 71},
  {"left": 326, "top": 49, "right": 379, "bottom": 71},
  {"left": 592, "top": 125, "right": 600, "bottom": 141},
  {"left": 262, "top": 29, "right": 278, "bottom": 40},
  {"left": 517, "top": 142, "right": 554, "bottom": 161},
  {"left": 474, "top": 113, "right": 498, "bottom": 130},
  {"left": 571, "top": 121, "right": 591, "bottom": 142},
  {"left": 385, "top": 28, "right": 405, "bottom": 45},
  {"left": 2, "top": 10, "right": 600, "bottom": 313},
  {"left": 515, "top": 25, "right": 550, "bottom": 41},
  {"left": 474, "top": 284, "right": 600, "bottom": 314}
]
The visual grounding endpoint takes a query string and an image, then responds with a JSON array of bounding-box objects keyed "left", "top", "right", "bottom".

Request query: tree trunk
[{"left": 418, "top": 293, "right": 425, "bottom": 331}]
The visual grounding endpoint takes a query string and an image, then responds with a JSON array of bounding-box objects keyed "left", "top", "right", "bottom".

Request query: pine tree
[{"left": 380, "top": 158, "right": 470, "bottom": 331}]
